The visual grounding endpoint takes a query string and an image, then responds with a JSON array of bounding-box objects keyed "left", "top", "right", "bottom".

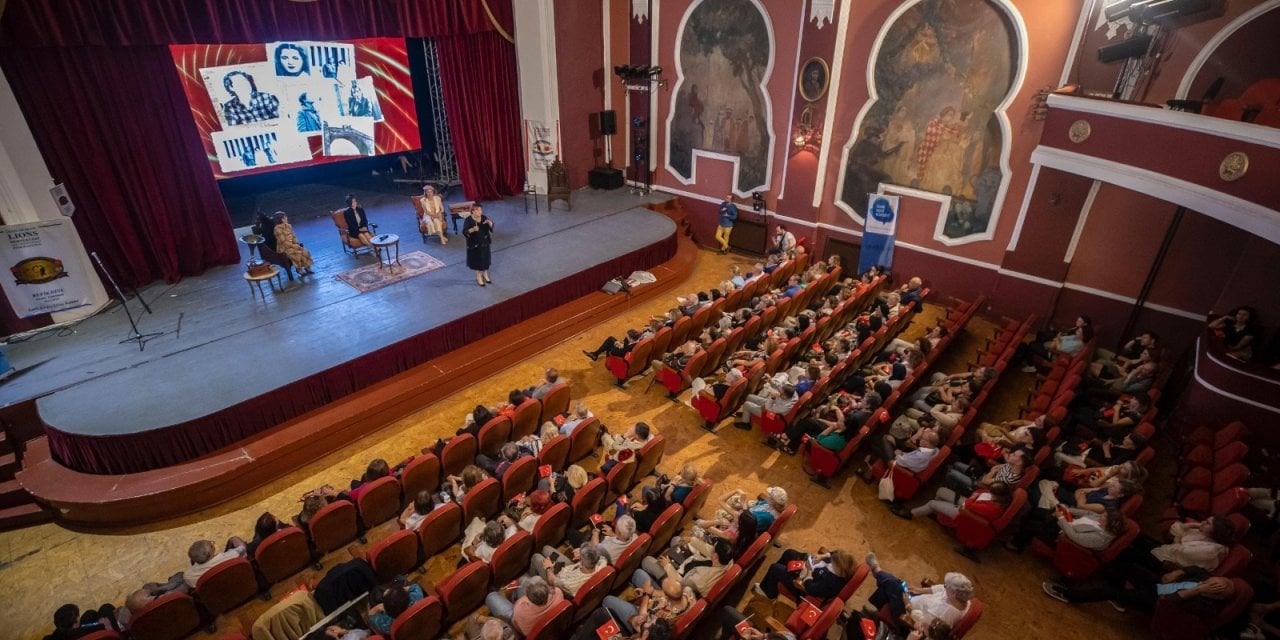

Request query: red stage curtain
[
  {"left": 0, "top": 0, "right": 512, "bottom": 46},
  {"left": 0, "top": 46, "right": 240, "bottom": 286},
  {"left": 437, "top": 31, "right": 527, "bottom": 201}
]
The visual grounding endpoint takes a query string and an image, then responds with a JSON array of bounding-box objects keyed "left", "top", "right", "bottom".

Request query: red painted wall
[
  {"left": 554, "top": 0, "right": 605, "bottom": 189},
  {"left": 1186, "top": 5, "right": 1280, "bottom": 100},
  {"left": 571, "top": 0, "right": 1280, "bottom": 364}
]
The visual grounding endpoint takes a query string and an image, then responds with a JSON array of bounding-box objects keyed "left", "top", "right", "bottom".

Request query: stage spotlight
[
  {"left": 752, "top": 192, "right": 765, "bottom": 212},
  {"left": 1106, "top": 0, "right": 1152, "bottom": 21},
  {"left": 1103, "top": 0, "right": 1137, "bottom": 21},
  {"left": 1144, "top": 0, "right": 1210, "bottom": 20},
  {"left": 1097, "top": 33, "right": 1153, "bottom": 62}
]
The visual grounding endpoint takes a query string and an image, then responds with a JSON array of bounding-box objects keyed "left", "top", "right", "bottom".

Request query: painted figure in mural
[
  {"left": 668, "top": 0, "right": 773, "bottom": 193},
  {"left": 913, "top": 107, "right": 963, "bottom": 188},
  {"left": 837, "top": 0, "right": 1018, "bottom": 240}
]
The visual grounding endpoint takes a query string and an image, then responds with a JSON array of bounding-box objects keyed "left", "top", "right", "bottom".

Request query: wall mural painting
[
  {"left": 839, "top": 0, "right": 1019, "bottom": 240},
  {"left": 668, "top": 0, "right": 773, "bottom": 194}
]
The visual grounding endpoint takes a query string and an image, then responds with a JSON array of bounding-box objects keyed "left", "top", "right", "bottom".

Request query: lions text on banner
[
  {"left": 858, "top": 194, "right": 899, "bottom": 275},
  {"left": 1, "top": 220, "right": 94, "bottom": 317}
]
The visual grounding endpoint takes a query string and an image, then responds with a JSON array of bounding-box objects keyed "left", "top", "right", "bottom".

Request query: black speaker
[
  {"left": 1097, "top": 35, "right": 1153, "bottom": 63},
  {"left": 589, "top": 166, "right": 625, "bottom": 190},
  {"left": 599, "top": 110, "right": 617, "bottom": 135}
]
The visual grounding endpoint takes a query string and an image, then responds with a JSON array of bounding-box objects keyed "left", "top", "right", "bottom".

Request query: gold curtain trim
[{"left": 480, "top": 0, "right": 515, "bottom": 44}]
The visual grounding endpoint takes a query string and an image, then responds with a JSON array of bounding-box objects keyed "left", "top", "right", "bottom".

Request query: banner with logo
[
  {"left": 524, "top": 119, "right": 559, "bottom": 171},
  {"left": 858, "top": 194, "right": 899, "bottom": 275},
  {"left": 0, "top": 220, "right": 94, "bottom": 317}
]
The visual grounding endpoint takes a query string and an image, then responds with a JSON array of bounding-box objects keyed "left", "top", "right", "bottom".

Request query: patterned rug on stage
[{"left": 335, "top": 251, "right": 446, "bottom": 293}]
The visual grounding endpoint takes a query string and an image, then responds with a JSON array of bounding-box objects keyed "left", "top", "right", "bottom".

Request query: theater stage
[{"left": 5, "top": 186, "right": 696, "bottom": 526}]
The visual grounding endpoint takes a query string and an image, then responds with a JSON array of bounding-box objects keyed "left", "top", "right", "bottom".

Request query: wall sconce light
[{"left": 791, "top": 105, "right": 822, "bottom": 153}]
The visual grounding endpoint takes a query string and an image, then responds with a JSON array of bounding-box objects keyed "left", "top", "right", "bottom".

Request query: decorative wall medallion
[
  {"left": 1219, "top": 151, "right": 1248, "bottom": 182},
  {"left": 1068, "top": 119, "right": 1091, "bottom": 143}
]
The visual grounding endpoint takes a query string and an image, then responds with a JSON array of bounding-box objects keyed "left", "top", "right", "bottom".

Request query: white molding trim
[
  {"left": 1063, "top": 179, "right": 1100, "bottom": 263},
  {"left": 661, "top": 0, "right": 777, "bottom": 197},
  {"left": 1194, "top": 337, "right": 1280, "bottom": 415},
  {"left": 603, "top": 0, "right": 612, "bottom": 112},
  {"left": 810, "top": 0, "right": 854, "bottom": 207},
  {"left": 1204, "top": 348, "right": 1280, "bottom": 388},
  {"left": 1175, "top": 1, "right": 1280, "bottom": 100},
  {"left": 873, "top": 182, "right": 956, "bottom": 244},
  {"left": 996, "top": 268, "right": 1062, "bottom": 288},
  {"left": 1030, "top": 145, "right": 1280, "bottom": 244},
  {"left": 650, "top": 0, "right": 660, "bottom": 172},
  {"left": 777, "top": 0, "right": 809, "bottom": 201},
  {"left": 1046, "top": 93, "right": 1280, "bottom": 150},
  {"left": 1060, "top": 0, "right": 1096, "bottom": 88},
  {"left": 1005, "top": 163, "right": 1040, "bottom": 251},
  {"left": 831, "top": 0, "right": 1028, "bottom": 247}
]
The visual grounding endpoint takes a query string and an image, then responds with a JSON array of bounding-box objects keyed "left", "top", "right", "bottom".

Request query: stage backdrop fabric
[
  {"left": 0, "top": 0, "right": 513, "bottom": 47},
  {"left": 0, "top": 46, "right": 241, "bottom": 287},
  {"left": 437, "top": 31, "right": 526, "bottom": 201}
]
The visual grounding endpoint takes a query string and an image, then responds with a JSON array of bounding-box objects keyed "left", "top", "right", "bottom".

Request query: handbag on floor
[{"left": 878, "top": 464, "right": 896, "bottom": 501}]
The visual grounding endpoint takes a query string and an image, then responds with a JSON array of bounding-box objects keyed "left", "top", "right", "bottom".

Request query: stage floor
[{"left": 2, "top": 187, "right": 672, "bottom": 440}]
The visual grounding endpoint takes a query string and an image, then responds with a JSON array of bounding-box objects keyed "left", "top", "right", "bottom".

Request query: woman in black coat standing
[{"left": 462, "top": 204, "right": 494, "bottom": 286}]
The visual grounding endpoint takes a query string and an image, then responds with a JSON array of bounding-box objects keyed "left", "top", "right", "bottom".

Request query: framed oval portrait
[{"left": 798, "top": 57, "right": 830, "bottom": 102}]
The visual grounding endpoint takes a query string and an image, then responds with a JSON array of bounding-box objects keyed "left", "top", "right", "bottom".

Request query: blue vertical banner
[{"left": 858, "top": 194, "right": 900, "bottom": 275}]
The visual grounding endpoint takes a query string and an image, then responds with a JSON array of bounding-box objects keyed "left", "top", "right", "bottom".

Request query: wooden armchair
[
  {"left": 331, "top": 210, "right": 374, "bottom": 256},
  {"left": 250, "top": 222, "right": 295, "bottom": 281}
]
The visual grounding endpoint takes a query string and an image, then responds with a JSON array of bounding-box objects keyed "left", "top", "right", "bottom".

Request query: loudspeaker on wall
[{"left": 599, "top": 110, "right": 617, "bottom": 135}]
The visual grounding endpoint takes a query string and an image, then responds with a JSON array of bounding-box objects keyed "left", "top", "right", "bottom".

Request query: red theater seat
[
  {"left": 436, "top": 561, "right": 491, "bottom": 623},
  {"left": 523, "top": 600, "right": 574, "bottom": 640},
  {"left": 569, "top": 478, "right": 607, "bottom": 530},
  {"left": 417, "top": 502, "right": 463, "bottom": 558},
  {"left": 369, "top": 529, "right": 421, "bottom": 582},
  {"left": 308, "top": 500, "right": 361, "bottom": 555},
  {"left": 567, "top": 417, "right": 600, "bottom": 463},
  {"left": 648, "top": 503, "right": 684, "bottom": 551},
  {"left": 128, "top": 592, "right": 203, "bottom": 640},
  {"left": 255, "top": 526, "right": 312, "bottom": 586},
  {"left": 633, "top": 435, "right": 666, "bottom": 481},
  {"left": 441, "top": 434, "right": 479, "bottom": 478},
  {"left": 399, "top": 454, "right": 441, "bottom": 501},
  {"left": 390, "top": 596, "right": 443, "bottom": 640},
  {"left": 357, "top": 476, "right": 403, "bottom": 529},
  {"left": 570, "top": 566, "right": 616, "bottom": 622},
  {"left": 489, "top": 530, "right": 535, "bottom": 587},
  {"left": 477, "top": 415, "right": 513, "bottom": 458},
  {"left": 501, "top": 456, "right": 537, "bottom": 502},
  {"left": 538, "top": 435, "right": 570, "bottom": 472},
  {"left": 532, "top": 502, "right": 572, "bottom": 551},
  {"left": 195, "top": 556, "right": 259, "bottom": 616},
  {"left": 511, "top": 397, "right": 542, "bottom": 439},
  {"left": 538, "top": 383, "right": 571, "bottom": 425},
  {"left": 462, "top": 477, "right": 502, "bottom": 522}
]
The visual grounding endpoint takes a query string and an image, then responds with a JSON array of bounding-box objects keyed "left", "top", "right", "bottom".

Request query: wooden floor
[{"left": 0, "top": 249, "right": 1144, "bottom": 640}]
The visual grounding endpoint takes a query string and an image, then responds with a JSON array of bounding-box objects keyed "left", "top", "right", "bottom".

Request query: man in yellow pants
[{"left": 716, "top": 194, "right": 738, "bottom": 255}]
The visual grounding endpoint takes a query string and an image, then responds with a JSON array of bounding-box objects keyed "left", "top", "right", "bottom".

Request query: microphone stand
[{"left": 91, "top": 252, "right": 162, "bottom": 351}]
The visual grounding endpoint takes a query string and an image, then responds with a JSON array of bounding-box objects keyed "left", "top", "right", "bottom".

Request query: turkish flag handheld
[
  {"left": 734, "top": 618, "right": 754, "bottom": 637},
  {"left": 596, "top": 618, "right": 621, "bottom": 640},
  {"left": 798, "top": 599, "right": 822, "bottom": 625},
  {"left": 787, "top": 560, "right": 805, "bottom": 572},
  {"left": 539, "top": 465, "right": 553, "bottom": 478}
]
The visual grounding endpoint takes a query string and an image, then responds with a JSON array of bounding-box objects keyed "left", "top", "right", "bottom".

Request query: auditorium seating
[
  {"left": 417, "top": 502, "right": 463, "bottom": 557},
  {"left": 127, "top": 592, "right": 204, "bottom": 640},
  {"left": 195, "top": 557, "right": 260, "bottom": 617},
  {"left": 436, "top": 561, "right": 490, "bottom": 623},
  {"left": 368, "top": 529, "right": 420, "bottom": 582},
  {"left": 389, "top": 596, "right": 443, "bottom": 640}
]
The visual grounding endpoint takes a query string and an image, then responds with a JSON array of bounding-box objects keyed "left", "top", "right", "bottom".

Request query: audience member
[
  {"left": 484, "top": 575, "right": 563, "bottom": 637},
  {"left": 752, "top": 547, "right": 856, "bottom": 601},
  {"left": 183, "top": 537, "right": 248, "bottom": 588}
]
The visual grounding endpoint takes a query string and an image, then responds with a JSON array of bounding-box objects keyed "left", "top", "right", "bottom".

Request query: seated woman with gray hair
[{"left": 860, "top": 552, "right": 974, "bottom": 630}]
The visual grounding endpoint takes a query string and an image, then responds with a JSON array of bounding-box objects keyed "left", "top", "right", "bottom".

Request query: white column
[
  {"left": 0, "top": 70, "right": 109, "bottom": 323},
  {"left": 513, "top": 0, "right": 562, "bottom": 193}
]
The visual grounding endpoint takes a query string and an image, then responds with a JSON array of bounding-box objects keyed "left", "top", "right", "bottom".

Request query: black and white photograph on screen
[
  {"left": 322, "top": 117, "right": 376, "bottom": 157},
  {"left": 345, "top": 77, "right": 383, "bottom": 122},
  {"left": 305, "top": 42, "right": 355, "bottom": 80},
  {"left": 200, "top": 62, "right": 282, "bottom": 129},
  {"left": 279, "top": 78, "right": 342, "bottom": 136},
  {"left": 270, "top": 42, "right": 311, "bottom": 78},
  {"left": 212, "top": 127, "right": 311, "bottom": 173}
]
